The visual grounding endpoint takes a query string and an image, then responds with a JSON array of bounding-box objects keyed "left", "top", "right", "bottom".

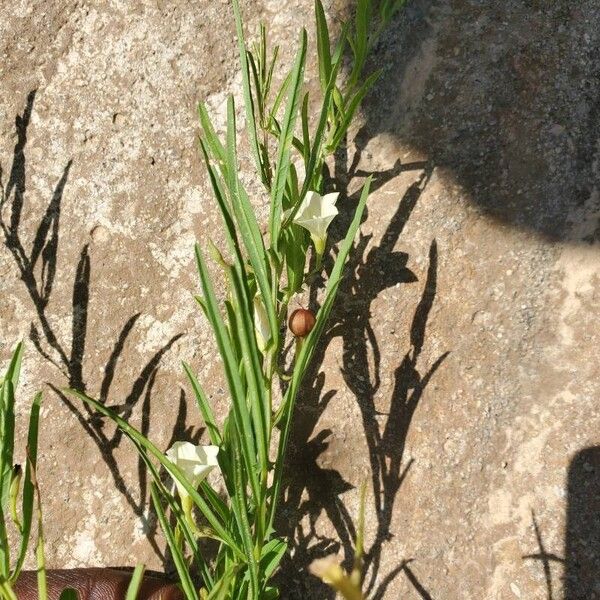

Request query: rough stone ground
[{"left": 1, "top": 1, "right": 599, "bottom": 599}]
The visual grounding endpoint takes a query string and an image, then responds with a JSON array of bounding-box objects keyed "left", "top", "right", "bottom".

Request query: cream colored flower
[
  {"left": 165, "top": 441, "right": 219, "bottom": 500},
  {"left": 293, "top": 191, "right": 339, "bottom": 255},
  {"left": 310, "top": 556, "right": 364, "bottom": 600},
  {"left": 253, "top": 295, "right": 270, "bottom": 352}
]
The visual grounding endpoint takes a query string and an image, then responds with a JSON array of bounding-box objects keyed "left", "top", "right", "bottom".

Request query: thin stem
[{"left": 0, "top": 581, "right": 17, "bottom": 600}]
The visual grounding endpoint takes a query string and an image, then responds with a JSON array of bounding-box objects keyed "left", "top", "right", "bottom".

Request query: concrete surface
[{"left": 1, "top": 1, "right": 599, "bottom": 598}]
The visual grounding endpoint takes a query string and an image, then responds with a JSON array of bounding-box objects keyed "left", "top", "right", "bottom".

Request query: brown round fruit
[{"left": 288, "top": 308, "right": 316, "bottom": 337}]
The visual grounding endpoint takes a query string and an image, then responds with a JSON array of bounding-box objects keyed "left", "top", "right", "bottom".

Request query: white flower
[
  {"left": 165, "top": 441, "right": 219, "bottom": 500},
  {"left": 253, "top": 295, "right": 271, "bottom": 352},
  {"left": 293, "top": 191, "right": 339, "bottom": 255}
]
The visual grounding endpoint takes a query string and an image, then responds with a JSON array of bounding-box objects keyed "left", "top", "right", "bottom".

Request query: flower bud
[
  {"left": 288, "top": 308, "right": 316, "bottom": 337},
  {"left": 10, "top": 464, "right": 23, "bottom": 530}
]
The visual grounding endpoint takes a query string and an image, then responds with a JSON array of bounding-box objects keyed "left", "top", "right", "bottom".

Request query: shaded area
[
  {"left": 523, "top": 511, "right": 564, "bottom": 600},
  {"left": 564, "top": 446, "right": 600, "bottom": 599},
  {"left": 0, "top": 91, "right": 194, "bottom": 567},
  {"left": 355, "top": 0, "right": 600, "bottom": 241},
  {"left": 276, "top": 133, "right": 445, "bottom": 597},
  {"left": 523, "top": 448, "right": 600, "bottom": 600}
]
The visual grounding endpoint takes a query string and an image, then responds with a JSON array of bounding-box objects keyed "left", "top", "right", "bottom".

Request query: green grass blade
[
  {"left": 330, "top": 70, "right": 381, "bottom": 152},
  {"left": 3, "top": 342, "right": 24, "bottom": 393},
  {"left": 125, "top": 563, "right": 145, "bottom": 600},
  {"left": 198, "top": 103, "right": 226, "bottom": 166},
  {"left": 224, "top": 98, "right": 279, "bottom": 350},
  {"left": 268, "top": 29, "right": 307, "bottom": 251},
  {"left": 231, "top": 0, "right": 265, "bottom": 184},
  {"left": 194, "top": 244, "right": 261, "bottom": 503},
  {"left": 182, "top": 363, "right": 222, "bottom": 446},
  {"left": 0, "top": 380, "right": 15, "bottom": 578},
  {"left": 315, "top": 0, "right": 332, "bottom": 92},
  {"left": 150, "top": 484, "right": 199, "bottom": 600},
  {"left": 12, "top": 392, "right": 42, "bottom": 581}
]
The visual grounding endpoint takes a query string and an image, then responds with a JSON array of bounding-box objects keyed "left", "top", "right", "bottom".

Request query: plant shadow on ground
[
  {"left": 0, "top": 90, "right": 195, "bottom": 569},
  {"left": 356, "top": 0, "right": 600, "bottom": 242},
  {"left": 275, "top": 139, "right": 447, "bottom": 598},
  {"left": 278, "top": 0, "right": 600, "bottom": 594},
  {"left": 275, "top": 4, "right": 452, "bottom": 598},
  {"left": 523, "top": 446, "right": 600, "bottom": 600}
]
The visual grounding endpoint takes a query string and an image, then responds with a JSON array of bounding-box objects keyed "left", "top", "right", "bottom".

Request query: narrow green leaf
[
  {"left": 329, "top": 70, "right": 381, "bottom": 152},
  {"left": 224, "top": 97, "right": 278, "bottom": 349},
  {"left": 222, "top": 261, "right": 269, "bottom": 476},
  {"left": 351, "top": 0, "right": 371, "bottom": 85},
  {"left": 58, "top": 590, "right": 78, "bottom": 600},
  {"left": 29, "top": 456, "right": 47, "bottom": 600},
  {"left": 206, "top": 563, "right": 238, "bottom": 600},
  {"left": 150, "top": 484, "right": 199, "bottom": 600},
  {"left": 301, "top": 92, "right": 310, "bottom": 169},
  {"left": 183, "top": 362, "right": 222, "bottom": 446},
  {"left": 194, "top": 244, "right": 261, "bottom": 503},
  {"left": 125, "top": 564, "right": 145, "bottom": 600},
  {"left": 12, "top": 392, "right": 42, "bottom": 581},
  {"left": 269, "top": 29, "right": 307, "bottom": 251},
  {"left": 260, "top": 538, "right": 287, "bottom": 581},
  {"left": 198, "top": 137, "right": 240, "bottom": 261},
  {"left": 0, "top": 380, "right": 15, "bottom": 578},
  {"left": 247, "top": 51, "right": 264, "bottom": 124},
  {"left": 3, "top": 342, "right": 24, "bottom": 393},
  {"left": 283, "top": 225, "right": 308, "bottom": 297},
  {"left": 265, "top": 45, "right": 280, "bottom": 108},
  {"left": 231, "top": 0, "right": 265, "bottom": 184},
  {"left": 301, "top": 37, "right": 345, "bottom": 196},
  {"left": 198, "top": 103, "right": 226, "bottom": 166},
  {"left": 269, "top": 71, "right": 292, "bottom": 124},
  {"left": 315, "top": 0, "right": 332, "bottom": 92},
  {"left": 0, "top": 381, "right": 15, "bottom": 510},
  {"left": 230, "top": 432, "right": 259, "bottom": 599},
  {"left": 262, "top": 587, "right": 279, "bottom": 600},
  {"left": 284, "top": 35, "right": 345, "bottom": 225},
  {"left": 200, "top": 480, "right": 230, "bottom": 524},
  {"left": 0, "top": 503, "right": 9, "bottom": 579}
]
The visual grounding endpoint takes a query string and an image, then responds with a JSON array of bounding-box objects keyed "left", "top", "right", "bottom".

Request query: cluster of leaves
[
  {"left": 69, "top": 0, "right": 408, "bottom": 599},
  {"left": 0, "top": 344, "right": 43, "bottom": 600}
]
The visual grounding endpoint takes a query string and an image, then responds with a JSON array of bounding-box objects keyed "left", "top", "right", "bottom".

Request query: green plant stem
[{"left": 0, "top": 581, "right": 17, "bottom": 600}]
